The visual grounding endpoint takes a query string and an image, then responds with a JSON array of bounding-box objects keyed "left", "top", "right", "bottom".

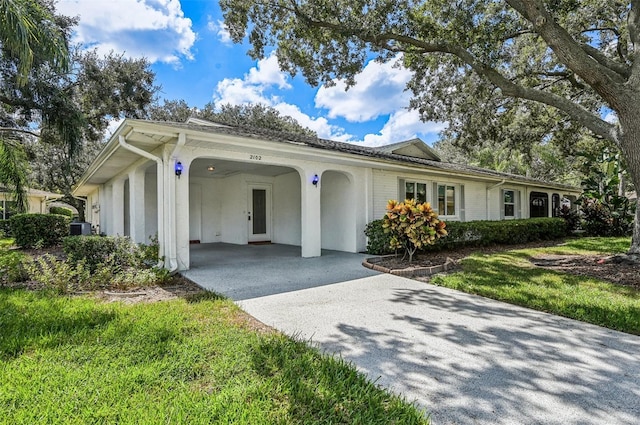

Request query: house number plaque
[{"left": 249, "top": 154, "right": 262, "bottom": 160}]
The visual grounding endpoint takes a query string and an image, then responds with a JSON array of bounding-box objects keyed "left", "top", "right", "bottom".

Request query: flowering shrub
[{"left": 382, "top": 199, "right": 447, "bottom": 263}]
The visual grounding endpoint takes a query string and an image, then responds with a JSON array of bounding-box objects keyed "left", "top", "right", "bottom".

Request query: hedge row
[
  {"left": 10, "top": 213, "right": 71, "bottom": 248},
  {"left": 49, "top": 206, "right": 75, "bottom": 218},
  {"left": 365, "top": 217, "right": 569, "bottom": 255}
]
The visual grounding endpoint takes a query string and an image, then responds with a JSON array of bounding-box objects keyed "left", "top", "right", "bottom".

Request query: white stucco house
[
  {"left": 0, "top": 188, "right": 64, "bottom": 220},
  {"left": 73, "top": 118, "right": 581, "bottom": 272}
]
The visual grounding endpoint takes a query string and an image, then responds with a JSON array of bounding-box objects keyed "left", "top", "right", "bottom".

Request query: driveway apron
[{"left": 238, "top": 274, "right": 640, "bottom": 425}]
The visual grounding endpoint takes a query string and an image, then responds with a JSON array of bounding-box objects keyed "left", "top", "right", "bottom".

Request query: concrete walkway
[{"left": 238, "top": 275, "right": 640, "bottom": 425}]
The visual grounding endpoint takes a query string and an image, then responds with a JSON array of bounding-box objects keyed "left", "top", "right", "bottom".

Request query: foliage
[
  {"left": 578, "top": 150, "right": 636, "bottom": 236},
  {"left": 0, "top": 241, "right": 28, "bottom": 283},
  {"left": 558, "top": 205, "right": 580, "bottom": 233},
  {"left": 437, "top": 218, "right": 569, "bottom": 250},
  {"left": 23, "top": 254, "right": 90, "bottom": 293},
  {"left": 0, "top": 139, "right": 29, "bottom": 213},
  {"left": 382, "top": 199, "right": 447, "bottom": 263},
  {"left": 0, "top": 219, "right": 10, "bottom": 237},
  {"left": 220, "top": 0, "right": 640, "bottom": 254},
  {"left": 149, "top": 99, "right": 317, "bottom": 137},
  {"left": 364, "top": 219, "right": 394, "bottom": 255},
  {"left": 59, "top": 235, "right": 164, "bottom": 291},
  {"left": 9, "top": 213, "right": 70, "bottom": 248},
  {"left": 49, "top": 206, "right": 73, "bottom": 217},
  {"left": 431, "top": 237, "right": 639, "bottom": 335},
  {"left": 0, "top": 290, "right": 430, "bottom": 423}
]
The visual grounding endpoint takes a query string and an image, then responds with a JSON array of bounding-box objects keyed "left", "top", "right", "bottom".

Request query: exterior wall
[
  {"left": 273, "top": 171, "right": 301, "bottom": 246},
  {"left": 321, "top": 170, "right": 354, "bottom": 251},
  {"left": 144, "top": 171, "right": 158, "bottom": 240},
  {"left": 372, "top": 169, "right": 398, "bottom": 219}
]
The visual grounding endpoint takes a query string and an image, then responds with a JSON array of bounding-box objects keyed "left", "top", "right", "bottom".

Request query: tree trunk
[{"left": 617, "top": 109, "right": 640, "bottom": 255}]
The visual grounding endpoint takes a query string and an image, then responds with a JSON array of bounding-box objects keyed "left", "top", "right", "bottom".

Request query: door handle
[{"left": 248, "top": 212, "right": 251, "bottom": 221}]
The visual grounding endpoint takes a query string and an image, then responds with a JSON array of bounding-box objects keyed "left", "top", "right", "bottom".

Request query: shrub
[
  {"left": 0, "top": 219, "right": 10, "bottom": 237},
  {"left": 49, "top": 206, "right": 74, "bottom": 218},
  {"left": 431, "top": 218, "right": 568, "bottom": 251},
  {"left": 382, "top": 199, "right": 447, "bottom": 263},
  {"left": 63, "top": 235, "right": 141, "bottom": 273},
  {"left": 558, "top": 205, "right": 581, "bottom": 233},
  {"left": 579, "top": 196, "right": 635, "bottom": 237},
  {"left": 10, "top": 213, "right": 70, "bottom": 248},
  {"left": 364, "top": 219, "right": 394, "bottom": 255},
  {"left": 23, "top": 254, "right": 91, "bottom": 293},
  {"left": 0, "top": 250, "right": 29, "bottom": 283}
]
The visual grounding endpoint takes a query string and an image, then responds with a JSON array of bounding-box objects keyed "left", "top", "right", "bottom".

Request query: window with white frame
[
  {"left": 404, "top": 181, "right": 428, "bottom": 203},
  {"left": 503, "top": 190, "right": 516, "bottom": 218},
  {"left": 0, "top": 200, "right": 17, "bottom": 220},
  {"left": 437, "top": 184, "right": 456, "bottom": 216}
]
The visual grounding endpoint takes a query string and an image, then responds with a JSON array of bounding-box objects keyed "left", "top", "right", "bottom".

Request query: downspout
[
  {"left": 486, "top": 179, "right": 506, "bottom": 220},
  {"left": 165, "top": 132, "right": 186, "bottom": 273},
  {"left": 118, "top": 134, "right": 165, "bottom": 269}
]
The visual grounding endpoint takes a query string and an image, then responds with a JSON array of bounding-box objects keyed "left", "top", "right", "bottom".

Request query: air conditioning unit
[{"left": 70, "top": 222, "right": 92, "bottom": 236}]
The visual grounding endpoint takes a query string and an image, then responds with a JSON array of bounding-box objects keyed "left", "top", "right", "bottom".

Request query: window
[
  {"left": 437, "top": 184, "right": 456, "bottom": 216},
  {"left": 552, "top": 193, "right": 560, "bottom": 217},
  {"left": 504, "top": 190, "right": 516, "bottom": 218},
  {"left": 529, "top": 192, "right": 549, "bottom": 218},
  {"left": 405, "top": 181, "right": 427, "bottom": 203},
  {"left": 0, "top": 200, "right": 17, "bottom": 220}
]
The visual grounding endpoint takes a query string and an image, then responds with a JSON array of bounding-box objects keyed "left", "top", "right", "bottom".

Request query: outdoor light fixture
[
  {"left": 312, "top": 174, "right": 319, "bottom": 186},
  {"left": 175, "top": 161, "right": 183, "bottom": 178},
  {"left": 207, "top": 165, "right": 215, "bottom": 172}
]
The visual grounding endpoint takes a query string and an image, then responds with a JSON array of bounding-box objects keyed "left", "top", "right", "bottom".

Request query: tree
[
  {"left": 220, "top": 0, "right": 640, "bottom": 254},
  {"left": 0, "top": 0, "right": 70, "bottom": 211},
  {"left": 27, "top": 49, "right": 158, "bottom": 220},
  {"left": 149, "top": 99, "right": 317, "bottom": 137}
]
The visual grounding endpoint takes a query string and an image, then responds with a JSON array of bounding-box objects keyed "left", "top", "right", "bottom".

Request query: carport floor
[{"left": 183, "top": 243, "right": 379, "bottom": 300}]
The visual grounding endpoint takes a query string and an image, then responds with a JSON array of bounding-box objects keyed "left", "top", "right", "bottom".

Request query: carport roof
[{"left": 74, "top": 118, "right": 579, "bottom": 196}]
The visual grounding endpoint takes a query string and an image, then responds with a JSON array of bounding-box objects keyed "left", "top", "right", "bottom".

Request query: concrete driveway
[{"left": 238, "top": 274, "right": 640, "bottom": 425}]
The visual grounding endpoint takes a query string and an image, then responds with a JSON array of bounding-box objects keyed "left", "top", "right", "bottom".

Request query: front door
[{"left": 248, "top": 185, "right": 271, "bottom": 242}]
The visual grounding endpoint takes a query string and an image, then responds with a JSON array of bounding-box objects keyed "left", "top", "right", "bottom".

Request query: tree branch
[
  {"left": 579, "top": 43, "right": 630, "bottom": 78},
  {"left": 506, "top": 0, "right": 626, "bottom": 106},
  {"left": 628, "top": 0, "right": 640, "bottom": 85},
  {"left": 0, "top": 128, "right": 41, "bottom": 138}
]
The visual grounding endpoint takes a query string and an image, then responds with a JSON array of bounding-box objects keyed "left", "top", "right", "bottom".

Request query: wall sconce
[
  {"left": 175, "top": 161, "right": 183, "bottom": 178},
  {"left": 312, "top": 174, "right": 319, "bottom": 186}
]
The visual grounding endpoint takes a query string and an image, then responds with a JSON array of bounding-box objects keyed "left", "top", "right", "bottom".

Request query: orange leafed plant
[{"left": 382, "top": 199, "right": 447, "bottom": 263}]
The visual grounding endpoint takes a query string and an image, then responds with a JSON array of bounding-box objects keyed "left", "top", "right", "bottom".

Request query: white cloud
[
  {"left": 213, "top": 54, "right": 348, "bottom": 140},
  {"left": 361, "top": 109, "right": 446, "bottom": 147},
  {"left": 207, "top": 17, "right": 231, "bottom": 44},
  {"left": 56, "top": 0, "right": 196, "bottom": 64},
  {"left": 315, "top": 58, "right": 413, "bottom": 122}
]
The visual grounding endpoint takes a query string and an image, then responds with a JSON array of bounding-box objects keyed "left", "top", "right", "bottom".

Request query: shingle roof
[{"left": 134, "top": 119, "right": 579, "bottom": 191}]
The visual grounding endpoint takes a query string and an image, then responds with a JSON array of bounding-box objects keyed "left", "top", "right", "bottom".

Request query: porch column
[
  {"left": 111, "top": 178, "right": 125, "bottom": 236},
  {"left": 175, "top": 161, "right": 190, "bottom": 270},
  {"left": 128, "top": 167, "right": 146, "bottom": 243},
  {"left": 300, "top": 169, "right": 322, "bottom": 257},
  {"left": 99, "top": 184, "right": 109, "bottom": 235}
]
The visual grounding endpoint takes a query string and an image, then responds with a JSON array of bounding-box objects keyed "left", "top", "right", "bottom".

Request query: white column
[
  {"left": 111, "top": 178, "right": 125, "bottom": 236},
  {"left": 175, "top": 160, "right": 190, "bottom": 270},
  {"left": 300, "top": 168, "right": 322, "bottom": 257},
  {"left": 128, "top": 167, "right": 146, "bottom": 243},
  {"left": 98, "top": 185, "right": 109, "bottom": 235}
]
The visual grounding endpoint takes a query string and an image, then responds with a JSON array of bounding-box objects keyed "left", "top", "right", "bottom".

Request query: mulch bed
[{"left": 374, "top": 240, "right": 640, "bottom": 289}]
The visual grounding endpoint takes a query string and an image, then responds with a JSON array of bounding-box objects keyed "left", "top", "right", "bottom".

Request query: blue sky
[{"left": 56, "top": 0, "right": 446, "bottom": 147}]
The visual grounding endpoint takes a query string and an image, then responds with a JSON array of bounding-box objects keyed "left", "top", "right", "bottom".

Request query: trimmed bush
[
  {"left": 364, "top": 219, "right": 394, "bottom": 255},
  {"left": 0, "top": 219, "right": 10, "bottom": 237},
  {"left": 364, "top": 217, "right": 569, "bottom": 255},
  {"left": 49, "top": 206, "right": 74, "bottom": 218},
  {"left": 10, "top": 213, "right": 70, "bottom": 248},
  {"left": 432, "top": 218, "right": 568, "bottom": 251}
]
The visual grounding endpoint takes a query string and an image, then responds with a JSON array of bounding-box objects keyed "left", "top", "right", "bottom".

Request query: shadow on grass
[
  {"left": 249, "top": 335, "right": 429, "bottom": 424},
  {"left": 0, "top": 288, "right": 117, "bottom": 360}
]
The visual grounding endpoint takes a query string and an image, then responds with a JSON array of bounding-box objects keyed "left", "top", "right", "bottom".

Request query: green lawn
[
  {"left": 431, "top": 237, "right": 640, "bottom": 334},
  {"left": 0, "top": 288, "right": 429, "bottom": 424}
]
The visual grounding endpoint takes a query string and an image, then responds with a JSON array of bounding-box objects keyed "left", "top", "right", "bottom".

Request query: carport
[{"left": 182, "top": 243, "right": 378, "bottom": 300}]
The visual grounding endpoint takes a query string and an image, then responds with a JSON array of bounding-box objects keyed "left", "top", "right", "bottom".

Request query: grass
[
  {"left": 431, "top": 237, "right": 640, "bottom": 334},
  {"left": 0, "top": 287, "right": 429, "bottom": 424}
]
